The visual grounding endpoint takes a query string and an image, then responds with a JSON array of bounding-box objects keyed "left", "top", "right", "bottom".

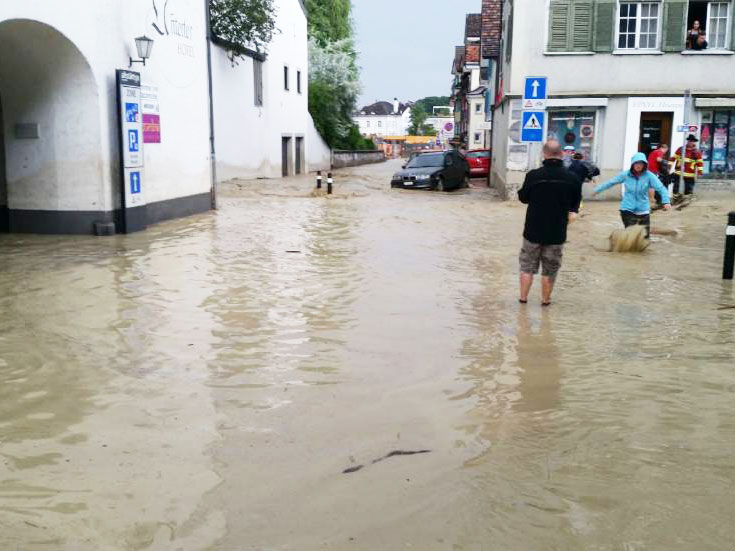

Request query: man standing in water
[{"left": 518, "top": 140, "right": 582, "bottom": 306}]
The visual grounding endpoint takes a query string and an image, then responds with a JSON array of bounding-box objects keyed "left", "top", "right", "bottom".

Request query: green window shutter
[
  {"left": 548, "top": 0, "right": 571, "bottom": 51},
  {"left": 571, "top": 1, "right": 593, "bottom": 51},
  {"left": 593, "top": 0, "right": 615, "bottom": 53},
  {"left": 662, "top": 0, "right": 687, "bottom": 52},
  {"left": 731, "top": 2, "right": 735, "bottom": 50}
]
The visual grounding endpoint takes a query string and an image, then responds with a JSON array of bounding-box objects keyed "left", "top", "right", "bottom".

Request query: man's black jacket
[{"left": 518, "top": 158, "right": 582, "bottom": 245}]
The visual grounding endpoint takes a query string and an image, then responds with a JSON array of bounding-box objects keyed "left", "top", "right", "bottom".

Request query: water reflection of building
[{"left": 490, "top": 0, "right": 735, "bottom": 199}]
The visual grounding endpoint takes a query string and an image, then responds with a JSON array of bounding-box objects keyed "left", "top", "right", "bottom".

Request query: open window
[{"left": 687, "top": 1, "right": 731, "bottom": 49}]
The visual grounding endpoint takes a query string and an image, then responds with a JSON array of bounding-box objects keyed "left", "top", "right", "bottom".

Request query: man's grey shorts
[{"left": 519, "top": 239, "right": 563, "bottom": 277}]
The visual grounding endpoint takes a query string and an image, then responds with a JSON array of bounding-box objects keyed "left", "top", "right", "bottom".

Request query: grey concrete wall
[{"left": 332, "top": 150, "right": 386, "bottom": 169}]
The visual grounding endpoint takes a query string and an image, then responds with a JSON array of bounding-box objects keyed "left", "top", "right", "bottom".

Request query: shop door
[
  {"left": 295, "top": 137, "right": 303, "bottom": 175},
  {"left": 639, "top": 112, "right": 673, "bottom": 156},
  {"left": 282, "top": 137, "right": 291, "bottom": 177}
]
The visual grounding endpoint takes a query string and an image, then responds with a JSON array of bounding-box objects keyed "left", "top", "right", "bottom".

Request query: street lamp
[{"left": 129, "top": 35, "right": 154, "bottom": 68}]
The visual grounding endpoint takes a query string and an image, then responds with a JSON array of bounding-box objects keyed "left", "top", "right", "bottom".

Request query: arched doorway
[{"left": 0, "top": 19, "right": 104, "bottom": 234}]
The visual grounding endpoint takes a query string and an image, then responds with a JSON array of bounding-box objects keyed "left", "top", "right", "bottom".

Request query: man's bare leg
[
  {"left": 520, "top": 272, "right": 534, "bottom": 303},
  {"left": 541, "top": 275, "right": 556, "bottom": 305}
]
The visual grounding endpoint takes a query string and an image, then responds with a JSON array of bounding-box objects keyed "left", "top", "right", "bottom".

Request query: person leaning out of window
[
  {"left": 692, "top": 34, "right": 708, "bottom": 50},
  {"left": 687, "top": 20, "right": 705, "bottom": 49}
]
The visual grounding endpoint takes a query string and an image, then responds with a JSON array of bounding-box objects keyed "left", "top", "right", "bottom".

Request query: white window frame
[
  {"left": 616, "top": 1, "right": 662, "bottom": 51},
  {"left": 475, "top": 103, "right": 482, "bottom": 113},
  {"left": 707, "top": 1, "right": 731, "bottom": 50}
]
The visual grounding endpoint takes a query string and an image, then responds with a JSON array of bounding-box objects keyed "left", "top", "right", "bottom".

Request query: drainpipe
[{"left": 205, "top": 0, "right": 217, "bottom": 209}]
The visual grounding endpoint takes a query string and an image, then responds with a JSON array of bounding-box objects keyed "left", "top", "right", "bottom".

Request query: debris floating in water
[
  {"left": 609, "top": 225, "right": 649, "bottom": 253},
  {"left": 342, "top": 449, "right": 432, "bottom": 474}
]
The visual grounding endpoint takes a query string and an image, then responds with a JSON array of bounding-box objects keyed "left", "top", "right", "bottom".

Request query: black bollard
[
  {"left": 327, "top": 172, "right": 333, "bottom": 195},
  {"left": 724, "top": 211, "right": 735, "bottom": 280},
  {"left": 316, "top": 171, "right": 322, "bottom": 189}
]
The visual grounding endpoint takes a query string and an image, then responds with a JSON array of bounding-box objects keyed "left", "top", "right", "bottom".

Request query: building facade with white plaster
[
  {"left": 354, "top": 99, "right": 412, "bottom": 138},
  {"left": 0, "top": 0, "right": 214, "bottom": 234},
  {"left": 211, "top": 0, "right": 330, "bottom": 181},
  {"left": 491, "top": 0, "right": 735, "bottom": 199}
]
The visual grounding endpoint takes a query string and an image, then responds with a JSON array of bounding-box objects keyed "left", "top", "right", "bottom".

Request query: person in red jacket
[
  {"left": 648, "top": 144, "right": 670, "bottom": 207},
  {"left": 670, "top": 135, "right": 704, "bottom": 196}
]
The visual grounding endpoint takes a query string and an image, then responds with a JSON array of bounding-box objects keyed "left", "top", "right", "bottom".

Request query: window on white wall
[
  {"left": 617, "top": 2, "right": 660, "bottom": 49},
  {"left": 708, "top": 2, "right": 730, "bottom": 49},
  {"left": 475, "top": 103, "right": 482, "bottom": 113},
  {"left": 474, "top": 132, "right": 481, "bottom": 143},
  {"left": 378, "top": 121, "right": 382, "bottom": 127},
  {"left": 297, "top": 70, "right": 302, "bottom": 94},
  {"left": 366, "top": 121, "right": 370, "bottom": 128},
  {"left": 253, "top": 60, "right": 263, "bottom": 106},
  {"left": 284, "top": 66, "right": 289, "bottom": 91}
]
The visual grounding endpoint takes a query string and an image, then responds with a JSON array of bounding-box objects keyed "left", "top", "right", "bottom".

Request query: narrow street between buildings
[{"left": 1, "top": 160, "right": 734, "bottom": 550}]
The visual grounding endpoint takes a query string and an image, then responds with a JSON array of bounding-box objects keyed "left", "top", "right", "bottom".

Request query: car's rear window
[
  {"left": 466, "top": 151, "right": 489, "bottom": 159},
  {"left": 407, "top": 153, "right": 444, "bottom": 168}
]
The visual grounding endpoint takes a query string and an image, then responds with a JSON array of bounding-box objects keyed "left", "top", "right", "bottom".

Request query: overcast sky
[{"left": 352, "top": 0, "right": 481, "bottom": 108}]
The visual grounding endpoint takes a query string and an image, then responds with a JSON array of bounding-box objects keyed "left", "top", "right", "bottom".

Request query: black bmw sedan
[{"left": 390, "top": 150, "right": 469, "bottom": 191}]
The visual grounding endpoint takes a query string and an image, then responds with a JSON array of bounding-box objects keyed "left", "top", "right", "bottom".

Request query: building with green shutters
[{"left": 490, "top": 0, "right": 735, "bottom": 199}]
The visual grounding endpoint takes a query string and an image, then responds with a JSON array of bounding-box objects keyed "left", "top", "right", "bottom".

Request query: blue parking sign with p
[
  {"left": 130, "top": 171, "right": 141, "bottom": 195},
  {"left": 128, "top": 129, "right": 139, "bottom": 152},
  {"left": 521, "top": 111, "right": 545, "bottom": 142}
]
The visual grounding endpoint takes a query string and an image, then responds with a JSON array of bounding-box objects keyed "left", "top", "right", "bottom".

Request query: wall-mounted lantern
[{"left": 129, "top": 35, "right": 154, "bottom": 68}]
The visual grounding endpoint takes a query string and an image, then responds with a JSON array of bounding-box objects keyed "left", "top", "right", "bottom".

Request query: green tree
[
  {"left": 305, "top": 0, "right": 352, "bottom": 45},
  {"left": 306, "top": 0, "right": 367, "bottom": 150},
  {"left": 413, "top": 96, "right": 451, "bottom": 117},
  {"left": 408, "top": 104, "right": 428, "bottom": 135},
  {"left": 209, "top": 0, "right": 277, "bottom": 57}
]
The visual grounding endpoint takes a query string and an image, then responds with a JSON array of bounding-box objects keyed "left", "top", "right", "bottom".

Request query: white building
[
  {"left": 211, "top": 0, "right": 330, "bottom": 180},
  {"left": 355, "top": 99, "right": 412, "bottom": 138},
  {"left": 0, "top": 0, "right": 330, "bottom": 235},
  {"left": 0, "top": 0, "right": 213, "bottom": 234},
  {"left": 491, "top": 0, "right": 735, "bottom": 199}
]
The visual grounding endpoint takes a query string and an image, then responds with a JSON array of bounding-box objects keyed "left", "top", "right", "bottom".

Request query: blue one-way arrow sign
[{"left": 523, "top": 77, "right": 547, "bottom": 101}]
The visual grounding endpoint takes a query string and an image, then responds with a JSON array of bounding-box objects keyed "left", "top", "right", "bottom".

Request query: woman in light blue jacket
[{"left": 593, "top": 152, "right": 671, "bottom": 238}]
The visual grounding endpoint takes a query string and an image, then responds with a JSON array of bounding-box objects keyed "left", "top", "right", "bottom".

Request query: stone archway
[{"left": 0, "top": 19, "right": 104, "bottom": 234}]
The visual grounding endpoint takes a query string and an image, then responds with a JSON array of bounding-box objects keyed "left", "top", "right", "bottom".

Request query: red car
[{"left": 466, "top": 149, "right": 490, "bottom": 177}]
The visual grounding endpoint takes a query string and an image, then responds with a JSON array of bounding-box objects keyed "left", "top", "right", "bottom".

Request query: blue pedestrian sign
[
  {"left": 521, "top": 111, "right": 545, "bottom": 142},
  {"left": 130, "top": 171, "right": 141, "bottom": 194},
  {"left": 524, "top": 77, "right": 547, "bottom": 101}
]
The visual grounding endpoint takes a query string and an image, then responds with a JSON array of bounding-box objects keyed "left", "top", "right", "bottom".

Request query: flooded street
[{"left": 1, "top": 159, "right": 734, "bottom": 550}]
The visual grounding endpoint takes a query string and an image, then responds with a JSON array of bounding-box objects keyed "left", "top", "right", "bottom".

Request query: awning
[{"left": 695, "top": 97, "right": 735, "bottom": 108}]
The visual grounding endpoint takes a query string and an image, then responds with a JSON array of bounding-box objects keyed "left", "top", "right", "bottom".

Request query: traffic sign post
[
  {"left": 523, "top": 77, "right": 547, "bottom": 110},
  {"left": 521, "top": 111, "right": 545, "bottom": 143},
  {"left": 116, "top": 69, "right": 147, "bottom": 233}
]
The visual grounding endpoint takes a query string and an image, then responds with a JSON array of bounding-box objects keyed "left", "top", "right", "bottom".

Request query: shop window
[
  {"left": 618, "top": 2, "right": 660, "bottom": 49},
  {"left": 547, "top": 111, "right": 597, "bottom": 162},
  {"left": 698, "top": 110, "right": 735, "bottom": 177}
]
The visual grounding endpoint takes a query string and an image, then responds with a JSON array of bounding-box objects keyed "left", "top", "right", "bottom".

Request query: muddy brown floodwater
[{"left": 1, "top": 159, "right": 734, "bottom": 550}]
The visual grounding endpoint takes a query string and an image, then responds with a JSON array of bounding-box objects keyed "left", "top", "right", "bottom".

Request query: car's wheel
[{"left": 436, "top": 177, "right": 445, "bottom": 192}]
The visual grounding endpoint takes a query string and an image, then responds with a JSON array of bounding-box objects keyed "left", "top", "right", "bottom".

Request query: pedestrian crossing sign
[{"left": 521, "top": 111, "right": 545, "bottom": 142}]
